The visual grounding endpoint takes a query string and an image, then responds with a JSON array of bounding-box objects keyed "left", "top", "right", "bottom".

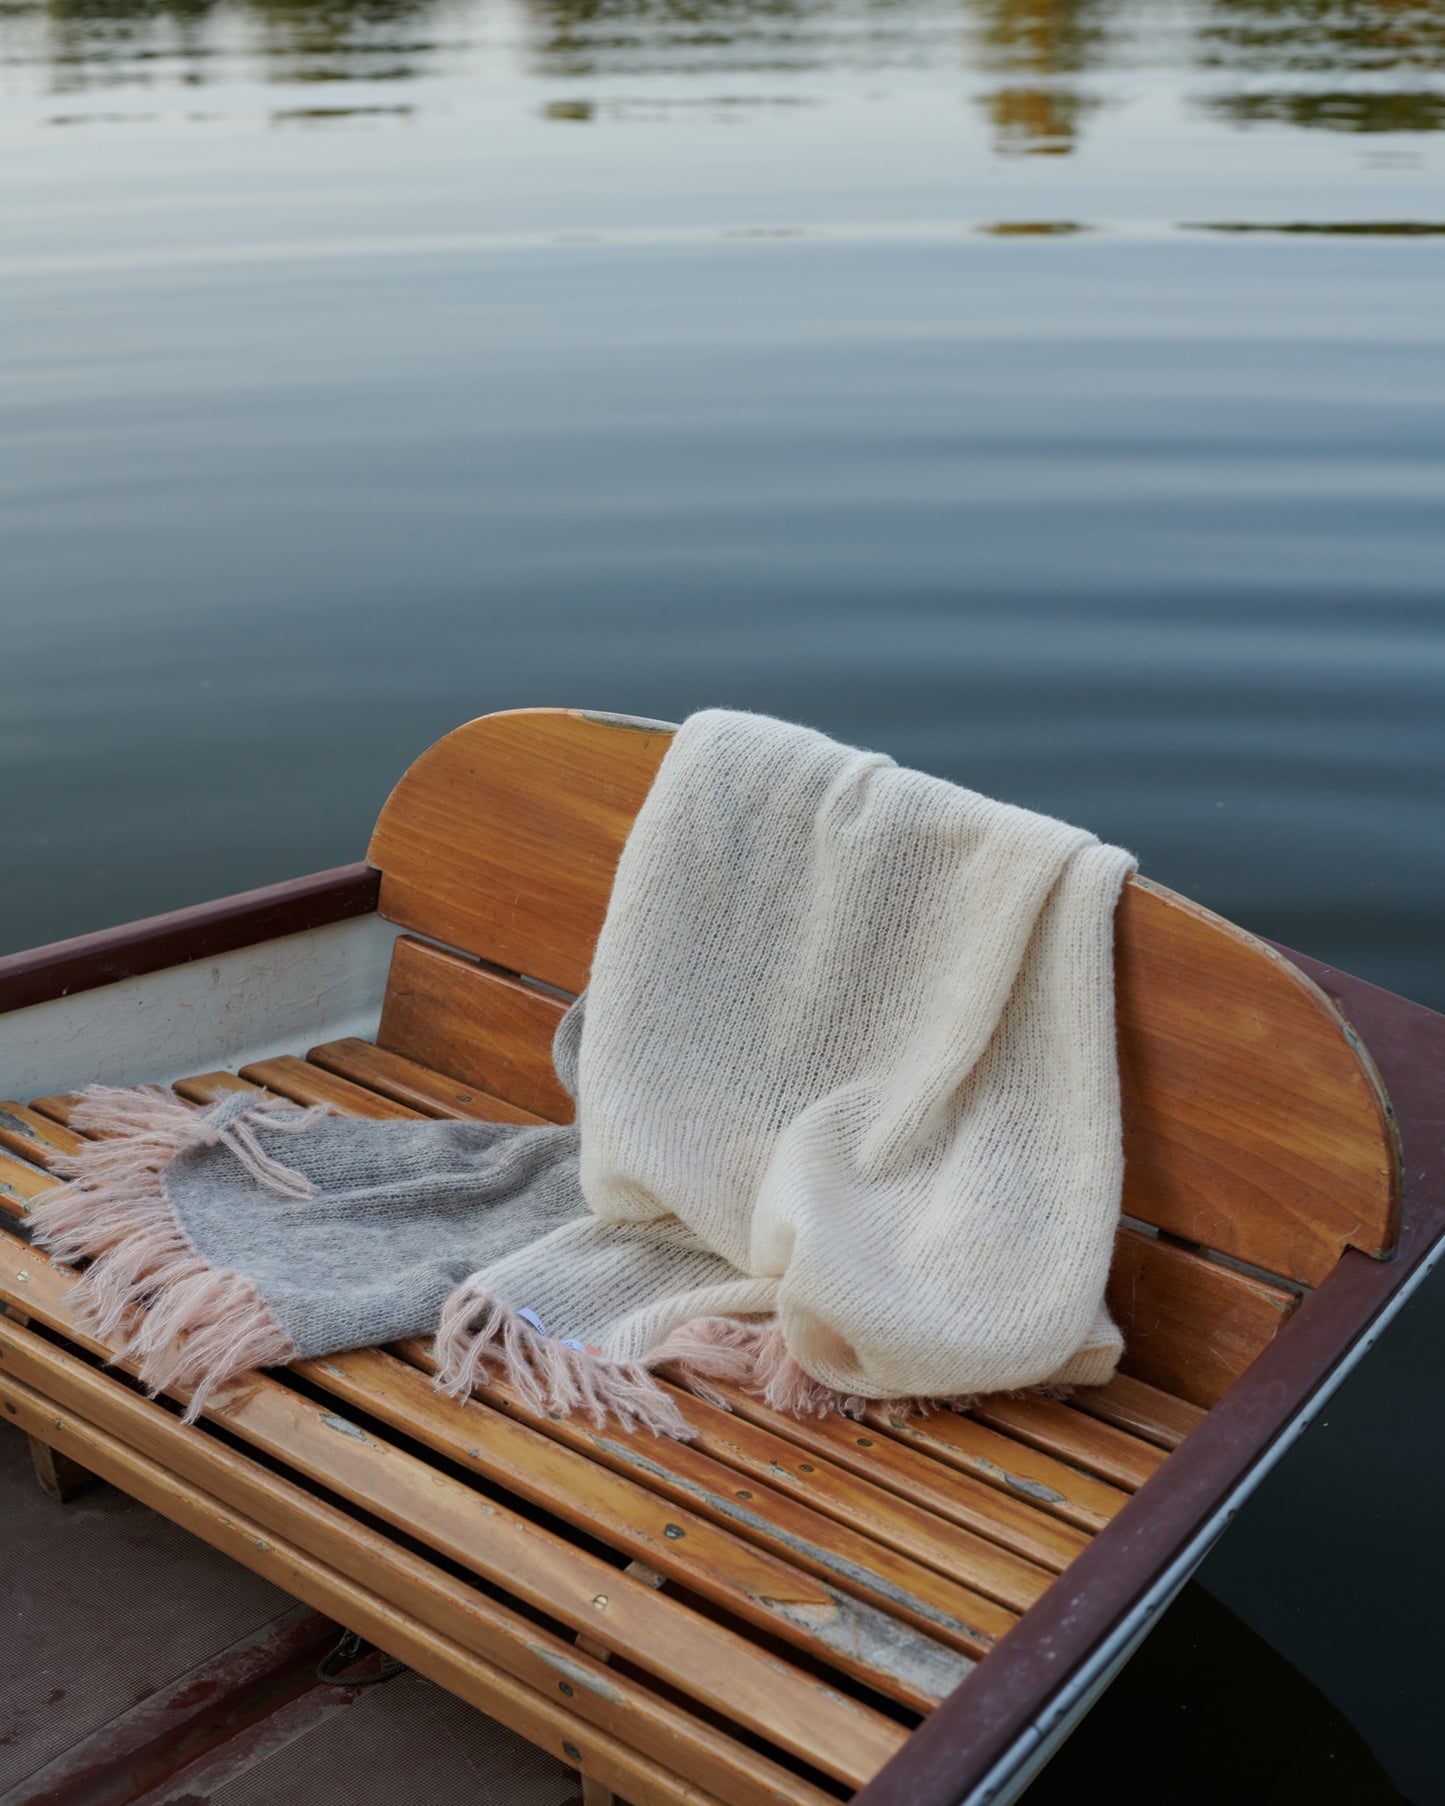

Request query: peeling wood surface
[{"left": 0, "top": 1101, "right": 85, "bottom": 1168}]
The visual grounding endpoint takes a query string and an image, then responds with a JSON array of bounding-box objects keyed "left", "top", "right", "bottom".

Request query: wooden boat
[{"left": 2, "top": 706, "right": 1442, "bottom": 1806}]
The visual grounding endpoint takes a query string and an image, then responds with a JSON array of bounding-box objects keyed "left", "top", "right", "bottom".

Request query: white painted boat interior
[{"left": 1, "top": 913, "right": 401, "bottom": 1102}]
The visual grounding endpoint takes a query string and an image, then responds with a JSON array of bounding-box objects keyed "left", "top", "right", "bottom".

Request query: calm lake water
[{"left": 3, "top": 0, "right": 1444, "bottom": 1795}]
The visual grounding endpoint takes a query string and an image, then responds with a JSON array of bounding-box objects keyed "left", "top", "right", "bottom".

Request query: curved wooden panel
[
  {"left": 1117, "top": 880, "right": 1400, "bottom": 1284},
  {"left": 367, "top": 708, "right": 1399, "bottom": 1283},
  {"left": 368, "top": 709, "right": 670, "bottom": 996}
]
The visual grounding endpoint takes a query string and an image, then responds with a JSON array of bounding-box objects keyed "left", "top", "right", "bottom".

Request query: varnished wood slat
[
  {"left": 368, "top": 709, "right": 1397, "bottom": 1285},
  {"left": 308, "top": 1039, "right": 548, "bottom": 1125},
  {"left": 0, "top": 1355, "right": 749, "bottom": 1806},
  {"left": 1117, "top": 878, "right": 1398, "bottom": 1283},
  {"left": 966, "top": 1396, "right": 1165, "bottom": 1493},
  {"left": 0, "top": 1101, "right": 85, "bottom": 1168},
  {"left": 654, "top": 1381, "right": 1055, "bottom": 1615},
  {"left": 0, "top": 1240, "right": 901, "bottom": 1791},
  {"left": 1108, "top": 1233, "right": 1297, "bottom": 1410},
  {"left": 861, "top": 1407, "right": 1128, "bottom": 1535},
  {"left": 0, "top": 1148, "right": 51, "bottom": 1229},
  {"left": 237, "top": 1057, "right": 423, "bottom": 1120},
  {"left": 302, "top": 1346, "right": 977, "bottom": 1702},
  {"left": 387, "top": 1339, "right": 1019, "bottom": 1653},
  {"left": 172, "top": 1070, "right": 264, "bottom": 1106},
  {"left": 1070, "top": 1372, "right": 1206, "bottom": 1451},
  {"left": 689, "top": 1381, "right": 1089, "bottom": 1575},
  {"left": 368, "top": 709, "right": 671, "bottom": 999},
  {"left": 27, "top": 1093, "right": 84, "bottom": 1129},
  {"left": 377, "top": 937, "right": 572, "bottom": 1122}
]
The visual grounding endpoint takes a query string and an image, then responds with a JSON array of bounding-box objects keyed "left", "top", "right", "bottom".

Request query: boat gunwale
[
  {"left": 853, "top": 948, "right": 1445, "bottom": 1805},
  {"left": 3, "top": 879, "right": 1442, "bottom": 1806},
  {"left": 0, "top": 863, "right": 380, "bottom": 1016}
]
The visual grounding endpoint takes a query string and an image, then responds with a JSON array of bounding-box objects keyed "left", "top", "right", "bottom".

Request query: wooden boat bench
[{"left": 0, "top": 706, "right": 1432, "bottom": 1806}]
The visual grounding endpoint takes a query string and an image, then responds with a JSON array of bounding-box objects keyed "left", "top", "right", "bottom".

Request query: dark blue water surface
[{"left": 3, "top": 0, "right": 1444, "bottom": 1796}]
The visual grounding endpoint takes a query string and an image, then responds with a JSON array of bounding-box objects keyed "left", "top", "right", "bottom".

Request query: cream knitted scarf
[{"left": 38, "top": 710, "right": 1136, "bottom": 1438}]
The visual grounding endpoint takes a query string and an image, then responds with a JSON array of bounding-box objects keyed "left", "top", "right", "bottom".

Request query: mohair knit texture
[{"left": 37, "top": 709, "right": 1136, "bottom": 1436}]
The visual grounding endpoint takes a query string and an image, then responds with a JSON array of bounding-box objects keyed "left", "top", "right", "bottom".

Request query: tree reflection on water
[
  {"left": 28, "top": 0, "right": 444, "bottom": 88},
  {"left": 964, "top": 0, "right": 1116, "bottom": 154},
  {"left": 1200, "top": 0, "right": 1445, "bottom": 134},
  {"left": 9, "top": 0, "right": 1445, "bottom": 142}
]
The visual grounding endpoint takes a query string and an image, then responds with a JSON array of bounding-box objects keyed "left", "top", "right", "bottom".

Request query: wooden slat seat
[
  {"left": 0, "top": 706, "right": 1404, "bottom": 1805},
  {"left": 2, "top": 1036, "right": 1207, "bottom": 1801}
]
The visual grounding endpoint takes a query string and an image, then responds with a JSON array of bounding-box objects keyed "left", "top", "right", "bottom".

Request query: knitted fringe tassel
[
  {"left": 434, "top": 1282, "right": 697, "bottom": 1441},
  {"left": 648, "top": 1315, "right": 928, "bottom": 1419},
  {"left": 648, "top": 1315, "right": 1066, "bottom": 1421},
  {"left": 434, "top": 1302, "right": 984, "bottom": 1442},
  {"left": 32, "top": 1084, "right": 324, "bottom": 1422}
]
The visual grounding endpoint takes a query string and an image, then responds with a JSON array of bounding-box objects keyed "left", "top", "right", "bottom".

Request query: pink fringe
[
  {"left": 648, "top": 1315, "right": 1060, "bottom": 1423},
  {"left": 434, "top": 1283, "right": 697, "bottom": 1440},
  {"left": 648, "top": 1315, "right": 928, "bottom": 1418},
  {"left": 33, "top": 1085, "right": 316, "bottom": 1421}
]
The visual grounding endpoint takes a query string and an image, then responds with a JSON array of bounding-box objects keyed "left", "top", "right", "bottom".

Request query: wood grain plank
[
  {"left": 27, "top": 1093, "right": 84, "bottom": 1129},
  {"left": 237, "top": 1057, "right": 424, "bottom": 1120},
  {"left": 376, "top": 937, "right": 572, "bottom": 1122},
  {"left": 0, "top": 1101, "right": 85, "bottom": 1168},
  {"left": 1107, "top": 1233, "right": 1297, "bottom": 1410},
  {"left": 658, "top": 1380, "right": 1055, "bottom": 1615},
  {"left": 0, "top": 1148, "right": 51, "bottom": 1230},
  {"left": 860, "top": 1409, "right": 1128, "bottom": 1536},
  {"left": 1069, "top": 1372, "right": 1206, "bottom": 1451},
  {"left": 685, "top": 1382, "right": 1090, "bottom": 1575},
  {"left": 1117, "top": 877, "right": 1399, "bottom": 1284},
  {"left": 173, "top": 1071, "right": 266, "bottom": 1106},
  {"left": 367, "top": 708, "right": 1397, "bottom": 1283},
  {"left": 300, "top": 1345, "right": 976, "bottom": 1704},
  {"left": 390, "top": 1337, "right": 1021, "bottom": 1652},
  {"left": 0, "top": 1240, "right": 901, "bottom": 1791},
  {"left": 368, "top": 709, "right": 670, "bottom": 998},
  {"left": 1106, "top": 1226, "right": 1297, "bottom": 1411},
  {"left": 307, "top": 1040, "right": 548, "bottom": 1125},
  {"left": 965, "top": 1397, "right": 1165, "bottom": 1493}
]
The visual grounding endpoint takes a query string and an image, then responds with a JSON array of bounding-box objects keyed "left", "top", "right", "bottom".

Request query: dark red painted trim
[
  {"left": 0, "top": 865, "right": 380, "bottom": 1018},
  {"left": 856, "top": 954, "right": 1445, "bottom": 1806}
]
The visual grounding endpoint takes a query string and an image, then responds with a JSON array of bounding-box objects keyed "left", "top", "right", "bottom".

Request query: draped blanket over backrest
[{"left": 38, "top": 710, "right": 1137, "bottom": 1439}]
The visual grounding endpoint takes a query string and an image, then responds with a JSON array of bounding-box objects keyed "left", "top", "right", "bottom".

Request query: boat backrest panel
[{"left": 368, "top": 709, "right": 1400, "bottom": 1302}]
